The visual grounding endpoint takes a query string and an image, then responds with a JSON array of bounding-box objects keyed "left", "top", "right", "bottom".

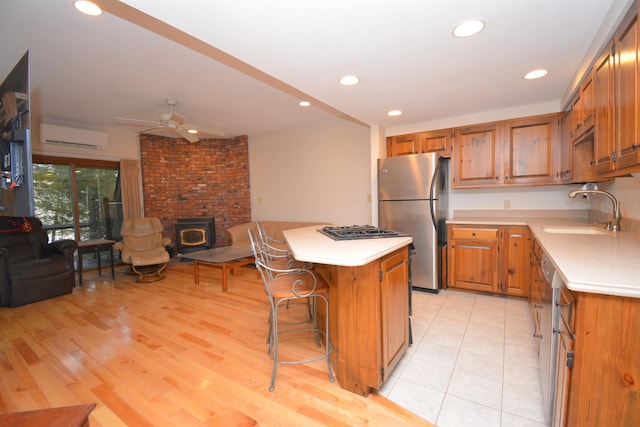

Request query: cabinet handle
[{"left": 633, "top": 142, "right": 639, "bottom": 150}]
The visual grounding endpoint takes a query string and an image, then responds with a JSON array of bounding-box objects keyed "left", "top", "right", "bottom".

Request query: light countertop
[
  {"left": 283, "top": 225, "right": 413, "bottom": 267},
  {"left": 448, "top": 216, "right": 640, "bottom": 298}
]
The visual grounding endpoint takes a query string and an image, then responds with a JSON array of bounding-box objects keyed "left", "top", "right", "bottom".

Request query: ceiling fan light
[{"left": 74, "top": 1, "right": 103, "bottom": 16}]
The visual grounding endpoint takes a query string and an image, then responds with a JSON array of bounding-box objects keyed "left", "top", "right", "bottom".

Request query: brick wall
[{"left": 139, "top": 134, "right": 251, "bottom": 247}]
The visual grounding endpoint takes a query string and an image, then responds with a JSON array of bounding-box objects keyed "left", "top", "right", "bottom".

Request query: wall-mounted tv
[{"left": 0, "top": 51, "right": 33, "bottom": 215}]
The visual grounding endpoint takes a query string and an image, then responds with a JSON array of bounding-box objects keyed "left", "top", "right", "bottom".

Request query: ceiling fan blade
[
  {"left": 191, "top": 125, "right": 226, "bottom": 138},
  {"left": 139, "top": 125, "right": 163, "bottom": 134},
  {"left": 175, "top": 126, "right": 199, "bottom": 143},
  {"left": 113, "top": 116, "right": 160, "bottom": 126},
  {"left": 168, "top": 112, "right": 186, "bottom": 126}
]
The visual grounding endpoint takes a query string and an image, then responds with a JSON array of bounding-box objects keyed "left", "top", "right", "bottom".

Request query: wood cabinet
[
  {"left": 315, "top": 246, "right": 409, "bottom": 396},
  {"left": 452, "top": 114, "right": 561, "bottom": 188},
  {"left": 528, "top": 237, "right": 544, "bottom": 354},
  {"left": 386, "top": 129, "right": 452, "bottom": 157},
  {"left": 570, "top": 73, "right": 595, "bottom": 142},
  {"left": 560, "top": 108, "right": 574, "bottom": 182},
  {"left": 503, "top": 114, "right": 560, "bottom": 186},
  {"left": 563, "top": 290, "right": 640, "bottom": 426},
  {"left": 453, "top": 122, "right": 503, "bottom": 187},
  {"left": 614, "top": 10, "right": 640, "bottom": 170},
  {"left": 448, "top": 226, "right": 500, "bottom": 293},
  {"left": 447, "top": 224, "right": 530, "bottom": 297},
  {"left": 593, "top": 41, "right": 617, "bottom": 175},
  {"left": 593, "top": 6, "right": 640, "bottom": 175},
  {"left": 501, "top": 226, "right": 530, "bottom": 297}
]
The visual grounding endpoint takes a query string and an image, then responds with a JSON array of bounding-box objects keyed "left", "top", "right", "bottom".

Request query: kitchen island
[{"left": 283, "top": 225, "right": 413, "bottom": 396}]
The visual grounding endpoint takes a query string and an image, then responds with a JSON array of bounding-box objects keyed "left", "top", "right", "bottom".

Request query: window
[{"left": 32, "top": 155, "right": 122, "bottom": 242}]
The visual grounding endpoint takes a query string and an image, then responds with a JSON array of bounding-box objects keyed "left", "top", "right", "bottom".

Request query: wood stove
[{"left": 176, "top": 217, "right": 215, "bottom": 253}]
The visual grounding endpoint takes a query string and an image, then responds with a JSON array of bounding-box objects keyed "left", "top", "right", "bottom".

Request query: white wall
[
  {"left": 599, "top": 176, "right": 640, "bottom": 220},
  {"left": 248, "top": 118, "right": 371, "bottom": 225},
  {"left": 449, "top": 183, "right": 591, "bottom": 214}
]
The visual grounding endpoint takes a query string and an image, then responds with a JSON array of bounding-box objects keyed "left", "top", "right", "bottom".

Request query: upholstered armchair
[
  {"left": 114, "top": 217, "right": 171, "bottom": 282},
  {"left": 0, "top": 216, "right": 77, "bottom": 307}
]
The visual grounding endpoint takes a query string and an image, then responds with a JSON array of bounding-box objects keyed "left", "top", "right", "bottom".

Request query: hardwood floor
[{"left": 0, "top": 259, "right": 433, "bottom": 426}]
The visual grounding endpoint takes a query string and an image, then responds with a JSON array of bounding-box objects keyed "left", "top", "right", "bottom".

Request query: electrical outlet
[{"left": 504, "top": 199, "right": 511, "bottom": 209}]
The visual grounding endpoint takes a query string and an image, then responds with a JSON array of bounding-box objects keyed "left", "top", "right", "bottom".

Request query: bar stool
[{"left": 248, "top": 228, "right": 334, "bottom": 391}]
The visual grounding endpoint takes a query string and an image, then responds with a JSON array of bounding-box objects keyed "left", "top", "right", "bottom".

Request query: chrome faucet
[{"left": 568, "top": 189, "right": 622, "bottom": 232}]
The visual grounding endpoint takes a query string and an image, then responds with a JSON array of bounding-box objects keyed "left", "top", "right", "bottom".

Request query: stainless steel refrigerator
[{"left": 378, "top": 152, "right": 448, "bottom": 292}]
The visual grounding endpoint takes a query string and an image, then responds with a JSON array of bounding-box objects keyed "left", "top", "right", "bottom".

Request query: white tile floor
[{"left": 378, "top": 289, "right": 551, "bottom": 427}]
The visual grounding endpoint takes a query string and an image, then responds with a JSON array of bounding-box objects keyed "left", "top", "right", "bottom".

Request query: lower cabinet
[
  {"left": 315, "top": 246, "right": 409, "bottom": 396},
  {"left": 562, "top": 290, "right": 640, "bottom": 426},
  {"left": 447, "top": 224, "right": 530, "bottom": 297}
]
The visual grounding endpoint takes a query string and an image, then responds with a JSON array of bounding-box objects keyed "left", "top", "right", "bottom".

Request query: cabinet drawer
[{"left": 450, "top": 227, "right": 499, "bottom": 240}]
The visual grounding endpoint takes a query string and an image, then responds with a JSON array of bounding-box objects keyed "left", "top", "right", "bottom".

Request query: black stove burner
[{"left": 318, "top": 225, "right": 408, "bottom": 241}]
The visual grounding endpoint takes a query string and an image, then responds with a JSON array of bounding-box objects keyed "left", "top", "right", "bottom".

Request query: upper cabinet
[
  {"left": 593, "top": 6, "right": 640, "bottom": 175},
  {"left": 452, "top": 113, "right": 561, "bottom": 188},
  {"left": 453, "top": 122, "right": 502, "bottom": 187},
  {"left": 570, "top": 73, "right": 595, "bottom": 142},
  {"left": 503, "top": 114, "right": 560, "bottom": 186},
  {"left": 386, "top": 129, "right": 452, "bottom": 157},
  {"left": 614, "top": 10, "right": 640, "bottom": 170}
]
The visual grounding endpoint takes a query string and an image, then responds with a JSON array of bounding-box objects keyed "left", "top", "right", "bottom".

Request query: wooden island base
[{"left": 315, "top": 247, "right": 410, "bottom": 396}]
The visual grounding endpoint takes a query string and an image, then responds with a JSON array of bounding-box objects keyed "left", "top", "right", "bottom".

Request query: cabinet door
[
  {"left": 379, "top": 248, "right": 409, "bottom": 381},
  {"left": 501, "top": 226, "right": 530, "bottom": 297},
  {"left": 420, "top": 129, "right": 453, "bottom": 157},
  {"left": 616, "top": 12, "right": 640, "bottom": 170},
  {"left": 453, "top": 123, "right": 502, "bottom": 187},
  {"left": 503, "top": 114, "right": 560, "bottom": 185},
  {"left": 448, "top": 227, "right": 500, "bottom": 292},
  {"left": 593, "top": 42, "right": 617, "bottom": 174},
  {"left": 560, "top": 108, "right": 574, "bottom": 182},
  {"left": 387, "top": 134, "right": 420, "bottom": 156}
]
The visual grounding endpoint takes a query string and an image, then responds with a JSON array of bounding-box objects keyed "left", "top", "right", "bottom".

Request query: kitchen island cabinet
[{"left": 283, "top": 226, "right": 412, "bottom": 396}]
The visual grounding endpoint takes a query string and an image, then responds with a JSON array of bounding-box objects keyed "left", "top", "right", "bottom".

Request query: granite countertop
[
  {"left": 448, "top": 213, "right": 640, "bottom": 298},
  {"left": 283, "top": 225, "right": 413, "bottom": 267}
]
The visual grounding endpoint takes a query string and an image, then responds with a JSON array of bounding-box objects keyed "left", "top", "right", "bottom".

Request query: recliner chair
[
  {"left": 114, "top": 217, "right": 171, "bottom": 282},
  {"left": 0, "top": 216, "right": 78, "bottom": 307}
]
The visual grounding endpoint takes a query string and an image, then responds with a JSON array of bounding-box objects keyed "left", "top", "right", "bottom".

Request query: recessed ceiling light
[
  {"left": 524, "top": 69, "right": 549, "bottom": 80},
  {"left": 452, "top": 20, "right": 485, "bottom": 38},
  {"left": 187, "top": 129, "right": 198, "bottom": 134},
  {"left": 387, "top": 110, "right": 403, "bottom": 117},
  {"left": 74, "top": 1, "right": 103, "bottom": 16},
  {"left": 298, "top": 101, "right": 311, "bottom": 107},
  {"left": 339, "top": 75, "right": 360, "bottom": 86}
]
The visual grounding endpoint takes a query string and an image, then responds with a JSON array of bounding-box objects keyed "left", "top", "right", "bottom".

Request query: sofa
[
  {"left": 227, "top": 221, "right": 330, "bottom": 250},
  {"left": 0, "top": 216, "right": 78, "bottom": 307}
]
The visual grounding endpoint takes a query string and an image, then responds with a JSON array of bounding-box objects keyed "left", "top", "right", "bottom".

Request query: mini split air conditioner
[{"left": 40, "top": 123, "right": 108, "bottom": 150}]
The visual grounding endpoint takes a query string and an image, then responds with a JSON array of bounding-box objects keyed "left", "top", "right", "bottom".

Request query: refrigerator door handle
[{"left": 429, "top": 164, "right": 439, "bottom": 233}]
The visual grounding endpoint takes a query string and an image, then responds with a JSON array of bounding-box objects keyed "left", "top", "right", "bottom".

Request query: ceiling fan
[{"left": 114, "top": 99, "right": 224, "bottom": 143}]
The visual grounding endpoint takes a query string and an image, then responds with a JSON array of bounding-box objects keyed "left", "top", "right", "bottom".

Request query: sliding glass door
[{"left": 32, "top": 156, "right": 121, "bottom": 242}]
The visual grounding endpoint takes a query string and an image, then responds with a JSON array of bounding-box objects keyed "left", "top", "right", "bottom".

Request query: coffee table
[{"left": 181, "top": 246, "right": 254, "bottom": 291}]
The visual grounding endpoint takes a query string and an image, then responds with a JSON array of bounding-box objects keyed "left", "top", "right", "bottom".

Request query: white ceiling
[{"left": 0, "top": 0, "right": 632, "bottom": 140}]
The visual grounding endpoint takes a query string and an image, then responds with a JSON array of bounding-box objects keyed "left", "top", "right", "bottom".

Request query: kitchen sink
[{"left": 542, "top": 226, "right": 610, "bottom": 235}]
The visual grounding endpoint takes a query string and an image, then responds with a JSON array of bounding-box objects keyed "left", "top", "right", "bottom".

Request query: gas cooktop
[{"left": 317, "top": 225, "right": 409, "bottom": 241}]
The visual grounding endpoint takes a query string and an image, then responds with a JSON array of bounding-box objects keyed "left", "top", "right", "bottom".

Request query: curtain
[{"left": 120, "top": 159, "right": 142, "bottom": 219}]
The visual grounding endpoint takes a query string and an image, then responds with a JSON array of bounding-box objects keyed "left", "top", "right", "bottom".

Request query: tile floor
[{"left": 378, "top": 289, "right": 551, "bottom": 427}]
